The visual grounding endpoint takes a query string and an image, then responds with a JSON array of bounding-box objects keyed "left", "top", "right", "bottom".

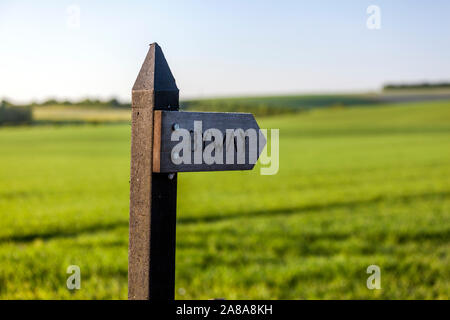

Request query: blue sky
[{"left": 1, "top": 0, "right": 449, "bottom": 102}]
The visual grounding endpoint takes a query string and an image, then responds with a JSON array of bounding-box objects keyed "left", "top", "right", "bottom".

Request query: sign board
[{"left": 153, "top": 110, "right": 266, "bottom": 173}]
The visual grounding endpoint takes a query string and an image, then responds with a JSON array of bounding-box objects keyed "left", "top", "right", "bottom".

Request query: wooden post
[{"left": 128, "top": 43, "right": 179, "bottom": 300}]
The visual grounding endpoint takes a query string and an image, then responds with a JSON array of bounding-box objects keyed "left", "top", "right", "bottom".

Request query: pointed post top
[{"left": 132, "top": 43, "right": 179, "bottom": 93}]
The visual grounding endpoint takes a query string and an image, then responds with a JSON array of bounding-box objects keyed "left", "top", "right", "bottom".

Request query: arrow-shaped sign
[{"left": 153, "top": 110, "right": 266, "bottom": 172}]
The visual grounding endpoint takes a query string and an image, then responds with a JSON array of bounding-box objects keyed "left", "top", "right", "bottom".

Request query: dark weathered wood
[
  {"left": 129, "top": 43, "right": 179, "bottom": 300},
  {"left": 153, "top": 111, "right": 266, "bottom": 173}
]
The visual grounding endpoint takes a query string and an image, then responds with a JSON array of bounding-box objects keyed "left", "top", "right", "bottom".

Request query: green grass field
[{"left": 0, "top": 100, "right": 449, "bottom": 299}]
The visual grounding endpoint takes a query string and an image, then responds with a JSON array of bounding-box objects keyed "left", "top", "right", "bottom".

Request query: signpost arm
[{"left": 129, "top": 43, "right": 179, "bottom": 300}]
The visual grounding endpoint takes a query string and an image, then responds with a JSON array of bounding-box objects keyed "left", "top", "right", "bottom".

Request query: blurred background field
[
  {"left": 3, "top": 88, "right": 450, "bottom": 124},
  {"left": 0, "top": 96, "right": 449, "bottom": 299},
  {"left": 1, "top": 0, "right": 450, "bottom": 301}
]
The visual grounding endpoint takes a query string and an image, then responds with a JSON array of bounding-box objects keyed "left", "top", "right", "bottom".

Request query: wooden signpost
[{"left": 128, "top": 43, "right": 266, "bottom": 300}]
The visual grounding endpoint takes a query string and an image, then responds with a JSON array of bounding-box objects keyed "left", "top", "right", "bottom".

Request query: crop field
[
  {"left": 33, "top": 105, "right": 131, "bottom": 124},
  {"left": 0, "top": 100, "right": 449, "bottom": 299}
]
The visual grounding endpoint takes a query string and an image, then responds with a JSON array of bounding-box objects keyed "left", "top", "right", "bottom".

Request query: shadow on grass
[
  {"left": 0, "top": 221, "right": 128, "bottom": 244},
  {"left": 178, "top": 190, "right": 450, "bottom": 225},
  {"left": 1, "top": 190, "right": 448, "bottom": 244}
]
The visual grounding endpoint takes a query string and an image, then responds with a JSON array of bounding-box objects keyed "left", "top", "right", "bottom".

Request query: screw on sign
[{"left": 128, "top": 43, "right": 266, "bottom": 300}]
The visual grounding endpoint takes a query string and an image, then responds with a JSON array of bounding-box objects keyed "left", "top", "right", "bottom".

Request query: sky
[{"left": 0, "top": 0, "right": 449, "bottom": 103}]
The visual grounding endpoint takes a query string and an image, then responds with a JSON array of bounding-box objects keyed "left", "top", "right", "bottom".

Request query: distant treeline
[
  {"left": 0, "top": 100, "right": 32, "bottom": 125},
  {"left": 1, "top": 95, "right": 383, "bottom": 126},
  {"left": 6, "top": 90, "right": 448, "bottom": 126},
  {"left": 383, "top": 82, "right": 450, "bottom": 91},
  {"left": 0, "top": 98, "right": 130, "bottom": 126},
  {"left": 181, "top": 95, "right": 380, "bottom": 116},
  {"left": 29, "top": 98, "right": 131, "bottom": 108}
]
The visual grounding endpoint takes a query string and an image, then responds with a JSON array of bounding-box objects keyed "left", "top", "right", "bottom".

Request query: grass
[{"left": 0, "top": 100, "right": 449, "bottom": 299}]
